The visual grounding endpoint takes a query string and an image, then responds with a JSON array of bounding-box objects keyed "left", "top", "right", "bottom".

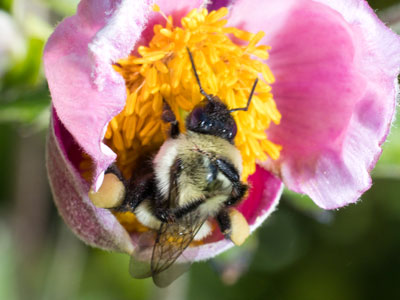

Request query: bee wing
[
  {"left": 151, "top": 211, "right": 207, "bottom": 287},
  {"left": 129, "top": 231, "right": 155, "bottom": 279},
  {"left": 151, "top": 258, "right": 191, "bottom": 288},
  {"left": 129, "top": 212, "right": 206, "bottom": 286}
]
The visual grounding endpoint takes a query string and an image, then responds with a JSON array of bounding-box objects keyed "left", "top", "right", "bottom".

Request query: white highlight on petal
[
  {"left": 251, "top": 184, "right": 283, "bottom": 231},
  {"left": 94, "top": 171, "right": 105, "bottom": 192},
  {"left": 101, "top": 123, "right": 109, "bottom": 139},
  {"left": 100, "top": 141, "right": 115, "bottom": 157}
]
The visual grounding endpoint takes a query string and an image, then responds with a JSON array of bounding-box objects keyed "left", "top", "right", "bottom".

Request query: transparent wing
[
  {"left": 129, "top": 231, "right": 156, "bottom": 279},
  {"left": 151, "top": 211, "right": 207, "bottom": 287},
  {"left": 129, "top": 212, "right": 206, "bottom": 287},
  {"left": 152, "top": 259, "right": 191, "bottom": 288}
]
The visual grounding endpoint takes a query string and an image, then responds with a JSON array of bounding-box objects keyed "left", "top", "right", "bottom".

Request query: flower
[{"left": 44, "top": 0, "right": 400, "bottom": 260}]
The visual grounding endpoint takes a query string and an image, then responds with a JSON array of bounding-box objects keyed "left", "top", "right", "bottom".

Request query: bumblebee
[{"left": 102, "top": 48, "right": 257, "bottom": 287}]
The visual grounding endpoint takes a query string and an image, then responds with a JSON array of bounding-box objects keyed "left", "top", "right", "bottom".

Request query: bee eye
[{"left": 188, "top": 107, "right": 206, "bottom": 128}]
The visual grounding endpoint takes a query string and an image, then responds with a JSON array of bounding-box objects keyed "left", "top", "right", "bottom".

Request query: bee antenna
[
  {"left": 186, "top": 47, "right": 213, "bottom": 101},
  {"left": 228, "top": 78, "right": 258, "bottom": 113}
]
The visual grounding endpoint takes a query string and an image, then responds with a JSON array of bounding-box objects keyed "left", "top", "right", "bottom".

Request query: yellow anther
[{"left": 152, "top": 4, "right": 160, "bottom": 12}]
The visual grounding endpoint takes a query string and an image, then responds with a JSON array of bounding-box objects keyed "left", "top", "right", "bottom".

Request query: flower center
[{"left": 104, "top": 6, "right": 281, "bottom": 232}]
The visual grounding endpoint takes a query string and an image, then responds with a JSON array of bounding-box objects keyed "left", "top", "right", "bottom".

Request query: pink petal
[
  {"left": 47, "top": 109, "right": 133, "bottom": 254},
  {"left": 227, "top": 0, "right": 301, "bottom": 42},
  {"left": 230, "top": 0, "right": 400, "bottom": 209},
  {"left": 140, "top": 0, "right": 206, "bottom": 43},
  {"left": 44, "top": 0, "right": 154, "bottom": 188}
]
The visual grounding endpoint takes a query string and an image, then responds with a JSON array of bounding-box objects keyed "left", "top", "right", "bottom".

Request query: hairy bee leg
[
  {"left": 172, "top": 199, "right": 205, "bottom": 219},
  {"left": 216, "top": 209, "right": 232, "bottom": 236},
  {"left": 116, "top": 172, "right": 156, "bottom": 212},
  {"left": 153, "top": 206, "right": 175, "bottom": 223},
  {"left": 214, "top": 158, "right": 240, "bottom": 182},
  {"left": 226, "top": 182, "right": 248, "bottom": 206},
  {"left": 213, "top": 158, "right": 248, "bottom": 206},
  {"left": 162, "top": 100, "right": 180, "bottom": 139},
  {"left": 152, "top": 196, "right": 205, "bottom": 223}
]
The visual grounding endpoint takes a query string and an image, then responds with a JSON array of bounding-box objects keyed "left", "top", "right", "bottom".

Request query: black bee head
[{"left": 186, "top": 96, "right": 237, "bottom": 142}]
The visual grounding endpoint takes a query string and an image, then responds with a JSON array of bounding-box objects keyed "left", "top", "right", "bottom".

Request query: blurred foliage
[
  {"left": 0, "top": 86, "right": 50, "bottom": 129},
  {"left": 0, "top": 124, "right": 16, "bottom": 206},
  {"left": 0, "top": 0, "right": 399, "bottom": 300},
  {"left": 376, "top": 110, "right": 400, "bottom": 168},
  {"left": 368, "top": 0, "right": 400, "bottom": 10},
  {"left": 45, "top": 0, "right": 80, "bottom": 16},
  {"left": 2, "top": 38, "right": 44, "bottom": 88},
  {"left": 0, "top": 0, "right": 13, "bottom": 12}
]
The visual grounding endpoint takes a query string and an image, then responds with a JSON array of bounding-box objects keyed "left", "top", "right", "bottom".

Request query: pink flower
[{"left": 44, "top": 0, "right": 400, "bottom": 260}]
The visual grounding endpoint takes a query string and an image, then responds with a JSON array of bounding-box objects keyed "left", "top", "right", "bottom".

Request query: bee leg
[
  {"left": 214, "top": 158, "right": 240, "bottom": 182},
  {"left": 116, "top": 172, "right": 156, "bottom": 212},
  {"left": 171, "top": 199, "right": 205, "bottom": 219},
  {"left": 226, "top": 182, "right": 248, "bottom": 206},
  {"left": 153, "top": 206, "right": 175, "bottom": 223},
  {"left": 162, "top": 100, "right": 180, "bottom": 139},
  {"left": 152, "top": 198, "right": 205, "bottom": 223},
  {"left": 213, "top": 159, "right": 249, "bottom": 206},
  {"left": 216, "top": 209, "right": 232, "bottom": 236}
]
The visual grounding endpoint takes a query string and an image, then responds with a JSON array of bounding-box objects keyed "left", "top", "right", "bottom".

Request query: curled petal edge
[{"left": 47, "top": 112, "right": 134, "bottom": 254}]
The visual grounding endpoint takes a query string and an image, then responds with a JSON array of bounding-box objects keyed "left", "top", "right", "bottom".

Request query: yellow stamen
[{"left": 102, "top": 7, "right": 282, "bottom": 232}]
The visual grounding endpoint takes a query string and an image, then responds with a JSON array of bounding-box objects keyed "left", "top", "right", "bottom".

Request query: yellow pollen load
[{"left": 106, "top": 7, "right": 281, "bottom": 186}]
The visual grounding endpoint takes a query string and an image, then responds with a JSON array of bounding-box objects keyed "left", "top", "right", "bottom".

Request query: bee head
[
  {"left": 186, "top": 47, "right": 258, "bottom": 143},
  {"left": 186, "top": 97, "right": 237, "bottom": 142}
]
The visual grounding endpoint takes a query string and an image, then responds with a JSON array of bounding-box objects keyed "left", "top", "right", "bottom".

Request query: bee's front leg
[
  {"left": 216, "top": 209, "right": 232, "bottom": 236},
  {"left": 213, "top": 158, "right": 248, "bottom": 206}
]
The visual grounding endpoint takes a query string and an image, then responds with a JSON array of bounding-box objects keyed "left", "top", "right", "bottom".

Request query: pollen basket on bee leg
[{"left": 88, "top": 173, "right": 126, "bottom": 209}]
